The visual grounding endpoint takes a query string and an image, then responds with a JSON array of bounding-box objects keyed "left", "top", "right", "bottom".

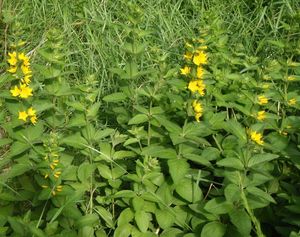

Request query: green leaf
[
  {"left": 95, "top": 206, "right": 114, "bottom": 228},
  {"left": 76, "top": 214, "right": 99, "bottom": 228},
  {"left": 225, "top": 184, "right": 241, "bottom": 203},
  {"left": 247, "top": 153, "right": 279, "bottom": 168},
  {"left": 94, "top": 128, "right": 115, "bottom": 140},
  {"left": 201, "top": 222, "right": 226, "bottom": 237},
  {"left": 61, "top": 132, "right": 88, "bottom": 149},
  {"left": 135, "top": 210, "right": 149, "bottom": 233},
  {"left": 0, "top": 138, "right": 12, "bottom": 147},
  {"left": 155, "top": 209, "right": 175, "bottom": 229},
  {"left": 4, "top": 163, "right": 32, "bottom": 179},
  {"left": 229, "top": 209, "right": 251, "bottom": 236},
  {"left": 67, "top": 113, "right": 86, "bottom": 128},
  {"left": 224, "top": 120, "right": 247, "bottom": 144},
  {"left": 175, "top": 178, "right": 202, "bottom": 203},
  {"left": 132, "top": 196, "right": 145, "bottom": 212},
  {"left": 128, "top": 114, "right": 148, "bottom": 125},
  {"left": 183, "top": 154, "right": 211, "bottom": 167},
  {"left": 264, "top": 132, "right": 288, "bottom": 152},
  {"left": 141, "top": 145, "right": 177, "bottom": 159},
  {"left": 246, "top": 186, "right": 276, "bottom": 203},
  {"left": 117, "top": 208, "right": 134, "bottom": 226},
  {"left": 87, "top": 102, "right": 101, "bottom": 119},
  {"left": 103, "top": 92, "right": 127, "bottom": 103},
  {"left": 77, "top": 162, "right": 95, "bottom": 183},
  {"left": 45, "top": 221, "right": 59, "bottom": 235},
  {"left": 97, "top": 164, "right": 112, "bottom": 179},
  {"left": 168, "top": 159, "right": 189, "bottom": 184},
  {"left": 153, "top": 115, "right": 181, "bottom": 133},
  {"left": 217, "top": 158, "right": 244, "bottom": 170},
  {"left": 113, "top": 224, "right": 132, "bottom": 237},
  {"left": 113, "top": 150, "right": 136, "bottom": 160},
  {"left": 78, "top": 226, "right": 94, "bottom": 237},
  {"left": 6, "top": 141, "right": 31, "bottom": 159},
  {"left": 204, "top": 198, "right": 233, "bottom": 215},
  {"left": 160, "top": 228, "right": 183, "bottom": 237}
]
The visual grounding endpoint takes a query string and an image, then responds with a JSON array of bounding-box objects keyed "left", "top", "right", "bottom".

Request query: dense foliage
[{"left": 0, "top": 0, "right": 300, "bottom": 236}]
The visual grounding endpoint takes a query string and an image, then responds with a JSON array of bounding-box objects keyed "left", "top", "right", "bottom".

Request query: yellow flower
[
  {"left": 27, "top": 107, "right": 36, "bottom": 116},
  {"left": 249, "top": 130, "right": 264, "bottom": 145},
  {"left": 184, "top": 51, "right": 193, "bottom": 60},
  {"left": 18, "top": 53, "right": 30, "bottom": 66},
  {"left": 180, "top": 66, "right": 191, "bottom": 76},
  {"left": 54, "top": 171, "right": 62, "bottom": 179},
  {"left": 193, "top": 50, "right": 207, "bottom": 66},
  {"left": 18, "top": 111, "right": 28, "bottom": 122},
  {"left": 257, "top": 111, "right": 266, "bottom": 121},
  {"left": 10, "top": 86, "right": 21, "bottom": 97},
  {"left": 19, "top": 84, "right": 33, "bottom": 99},
  {"left": 56, "top": 185, "right": 63, "bottom": 192},
  {"left": 188, "top": 80, "right": 198, "bottom": 93},
  {"left": 41, "top": 185, "right": 48, "bottom": 189},
  {"left": 21, "top": 64, "right": 32, "bottom": 75},
  {"left": 192, "top": 100, "right": 203, "bottom": 122},
  {"left": 30, "top": 115, "right": 37, "bottom": 125},
  {"left": 196, "top": 66, "right": 204, "bottom": 79},
  {"left": 288, "top": 98, "right": 296, "bottom": 105},
  {"left": 21, "top": 74, "right": 32, "bottom": 85},
  {"left": 188, "top": 80, "right": 205, "bottom": 96},
  {"left": 7, "top": 51, "right": 17, "bottom": 66},
  {"left": 258, "top": 95, "right": 268, "bottom": 105},
  {"left": 7, "top": 66, "right": 17, "bottom": 74}
]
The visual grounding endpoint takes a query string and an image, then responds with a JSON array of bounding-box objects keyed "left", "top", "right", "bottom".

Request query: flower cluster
[
  {"left": 192, "top": 100, "right": 203, "bottom": 122},
  {"left": 249, "top": 130, "right": 264, "bottom": 145},
  {"left": 42, "top": 133, "right": 64, "bottom": 196},
  {"left": 7, "top": 51, "right": 37, "bottom": 124},
  {"left": 180, "top": 39, "right": 208, "bottom": 122},
  {"left": 18, "top": 107, "right": 37, "bottom": 124}
]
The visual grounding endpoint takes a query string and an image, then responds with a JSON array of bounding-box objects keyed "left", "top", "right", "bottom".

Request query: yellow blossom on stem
[
  {"left": 188, "top": 80, "right": 205, "bottom": 96},
  {"left": 258, "top": 95, "right": 268, "bottom": 105},
  {"left": 193, "top": 50, "right": 207, "bottom": 66},
  {"left": 7, "top": 51, "right": 17, "bottom": 66},
  {"left": 19, "top": 84, "right": 33, "bottom": 99},
  {"left": 18, "top": 53, "right": 30, "bottom": 66},
  {"left": 249, "top": 130, "right": 264, "bottom": 145},
  {"left": 56, "top": 185, "right": 63, "bottom": 192},
  {"left": 21, "top": 74, "right": 32, "bottom": 85},
  {"left": 54, "top": 171, "right": 62, "bottom": 179},
  {"left": 180, "top": 66, "right": 191, "bottom": 76},
  {"left": 192, "top": 100, "right": 203, "bottom": 122},
  {"left": 196, "top": 66, "right": 204, "bottom": 79},
  {"left": 41, "top": 185, "right": 48, "bottom": 189},
  {"left": 27, "top": 107, "right": 36, "bottom": 116},
  {"left": 18, "top": 111, "right": 28, "bottom": 122},
  {"left": 184, "top": 51, "right": 193, "bottom": 60},
  {"left": 10, "top": 86, "right": 21, "bottom": 97},
  {"left": 30, "top": 115, "right": 37, "bottom": 125},
  {"left": 7, "top": 66, "right": 17, "bottom": 74},
  {"left": 21, "top": 64, "right": 32, "bottom": 75},
  {"left": 257, "top": 111, "right": 266, "bottom": 121},
  {"left": 288, "top": 98, "right": 296, "bottom": 106}
]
